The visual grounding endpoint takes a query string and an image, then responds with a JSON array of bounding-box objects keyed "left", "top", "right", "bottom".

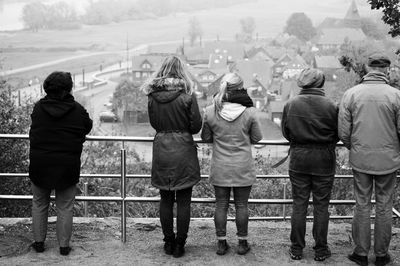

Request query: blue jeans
[
  {"left": 159, "top": 187, "right": 193, "bottom": 243},
  {"left": 31, "top": 183, "right": 76, "bottom": 247},
  {"left": 213, "top": 186, "right": 252, "bottom": 239},
  {"left": 352, "top": 170, "right": 396, "bottom": 257},
  {"left": 289, "top": 171, "right": 334, "bottom": 256}
]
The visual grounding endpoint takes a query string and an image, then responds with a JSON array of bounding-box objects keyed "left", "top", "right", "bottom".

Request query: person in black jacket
[
  {"left": 281, "top": 68, "right": 338, "bottom": 262},
  {"left": 142, "top": 56, "right": 202, "bottom": 258},
  {"left": 29, "top": 71, "right": 92, "bottom": 256}
]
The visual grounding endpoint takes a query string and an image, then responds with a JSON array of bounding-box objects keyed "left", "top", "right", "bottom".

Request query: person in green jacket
[{"left": 339, "top": 53, "right": 400, "bottom": 266}]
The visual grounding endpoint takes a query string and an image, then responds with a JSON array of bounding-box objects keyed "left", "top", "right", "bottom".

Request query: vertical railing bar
[
  {"left": 282, "top": 181, "right": 287, "bottom": 221},
  {"left": 121, "top": 148, "right": 127, "bottom": 243},
  {"left": 84, "top": 182, "right": 88, "bottom": 217}
]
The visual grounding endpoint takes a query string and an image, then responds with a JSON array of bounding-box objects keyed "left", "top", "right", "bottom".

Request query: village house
[{"left": 313, "top": 55, "right": 342, "bottom": 80}]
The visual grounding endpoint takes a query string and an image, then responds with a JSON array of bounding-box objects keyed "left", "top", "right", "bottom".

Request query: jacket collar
[
  {"left": 299, "top": 88, "right": 325, "bottom": 96},
  {"left": 360, "top": 71, "right": 389, "bottom": 84}
]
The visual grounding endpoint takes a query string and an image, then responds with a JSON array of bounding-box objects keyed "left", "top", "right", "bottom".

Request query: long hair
[
  {"left": 141, "top": 55, "right": 194, "bottom": 95},
  {"left": 213, "top": 72, "right": 243, "bottom": 113}
]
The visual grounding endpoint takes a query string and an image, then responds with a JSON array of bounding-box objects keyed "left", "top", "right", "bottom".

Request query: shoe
[
  {"left": 173, "top": 243, "right": 185, "bottom": 258},
  {"left": 289, "top": 249, "right": 302, "bottom": 260},
  {"left": 314, "top": 247, "right": 331, "bottom": 261},
  {"left": 32, "top": 241, "right": 45, "bottom": 253},
  {"left": 237, "top": 240, "right": 250, "bottom": 255},
  {"left": 348, "top": 252, "right": 368, "bottom": 266},
  {"left": 60, "top": 246, "right": 72, "bottom": 256},
  {"left": 375, "top": 254, "right": 391, "bottom": 266},
  {"left": 164, "top": 240, "right": 175, "bottom": 255},
  {"left": 216, "top": 240, "right": 229, "bottom": 255}
]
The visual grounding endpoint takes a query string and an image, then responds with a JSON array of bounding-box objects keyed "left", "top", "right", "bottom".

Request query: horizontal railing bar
[
  {"left": 198, "top": 215, "right": 395, "bottom": 221},
  {"left": 0, "top": 134, "right": 345, "bottom": 146},
  {"left": 0, "top": 195, "right": 374, "bottom": 205},
  {"left": 2, "top": 173, "right": 399, "bottom": 180}
]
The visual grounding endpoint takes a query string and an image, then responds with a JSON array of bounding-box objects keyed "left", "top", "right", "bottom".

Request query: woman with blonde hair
[
  {"left": 201, "top": 72, "right": 262, "bottom": 255},
  {"left": 142, "top": 55, "right": 202, "bottom": 258}
]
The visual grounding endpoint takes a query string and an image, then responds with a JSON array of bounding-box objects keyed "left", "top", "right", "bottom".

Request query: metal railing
[{"left": 1, "top": 133, "right": 399, "bottom": 242}]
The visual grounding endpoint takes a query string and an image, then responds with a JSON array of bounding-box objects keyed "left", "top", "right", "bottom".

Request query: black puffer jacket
[
  {"left": 148, "top": 78, "right": 202, "bottom": 190},
  {"left": 29, "top": 94, "right": 92, "bottom": 190},
  {"left": 281, "top": 88, "right": 338, "bottom": 176}
]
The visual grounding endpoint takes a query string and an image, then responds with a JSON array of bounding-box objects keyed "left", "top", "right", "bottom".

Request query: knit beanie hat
[{"left": 297, "top": 68, "right": 325, "bottom": 89}]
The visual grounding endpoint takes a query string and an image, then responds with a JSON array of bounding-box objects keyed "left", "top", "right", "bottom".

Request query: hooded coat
[
  {"left": 29, "top": 94, "right": 92, "bottom": 190},
  {"left": 281, "top": 87, "right": 338, "bottom": 176},
  {"left": 201, "top": 103, "right": 262, "bottom": 187},
  {"left": 147, "top": 78, "right": 202, "bottom": 191},
  {"left": 339, "top": 71, "right": 400, "bottom": 174}
]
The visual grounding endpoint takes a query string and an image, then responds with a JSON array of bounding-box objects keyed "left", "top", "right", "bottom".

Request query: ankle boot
[
  {"left": 163, "top": 240, "right": 175, "bottom": 255},
  {"left": 216, "top": 240, "right": 229, "bottom": 255},
  {"left": 163, "top": 235, "right": 175, "bottom": 255},
  {"left": 237, "top": 239, "right": 250, "bottom": 255},
  {"left": 32, "top": 241, "right": 45, "bottom": 253},
  {"left": 173, "top": 238, "right": 186, "bottom": 258}
]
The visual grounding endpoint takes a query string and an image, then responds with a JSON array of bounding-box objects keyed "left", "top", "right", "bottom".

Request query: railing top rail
[{"left": 0, "top": 134, "right": 345, "bottom": 146}]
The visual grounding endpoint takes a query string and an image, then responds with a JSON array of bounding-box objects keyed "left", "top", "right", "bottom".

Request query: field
[{"left": 0, "top": 0, "right": 378, "bottom": 80}]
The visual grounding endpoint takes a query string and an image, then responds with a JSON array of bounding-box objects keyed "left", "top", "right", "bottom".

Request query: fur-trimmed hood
[{"left": 148, "top": 78, "right": 186, "bottom": 103}]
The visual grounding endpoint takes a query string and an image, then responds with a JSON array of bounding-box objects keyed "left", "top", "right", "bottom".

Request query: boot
[
  {"left": 60, "top": 246, "right": 71, "bottom": 256},
  {"left": 237, "top": 239, "right": 250, "bottom": 255},
  {"left": 173, "top": 238, "right": 186, "bottom": 258},
  {"left": 163, "top": 235, "right": 175, "bottom": 255},
  {"left": 32, "top": 241, "right": 44, "bottom": 253},
  {"left": 216, "top": 240, "right": 229, "bottom": 255}
]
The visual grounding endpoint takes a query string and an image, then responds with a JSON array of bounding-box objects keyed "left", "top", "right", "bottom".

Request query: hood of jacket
[
  {"left": 39, "top": 94, "right": 75, "bottom": 118},
  {"left": 149, "top": 78, "right": 185, "bottom": 103},
  {"left": 219, "top": 102, "right": 246, "bottom": 122}
]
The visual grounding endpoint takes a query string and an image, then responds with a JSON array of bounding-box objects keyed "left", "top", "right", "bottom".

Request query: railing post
[
  {"left": 282, "top": 181, "right": 287, "bottom": 221},
  {"left": 84, "top": 182, "right": 88, "bottom": 217},
  {"left": 121, "top": 148, "right": 127, "bottom": 243}
]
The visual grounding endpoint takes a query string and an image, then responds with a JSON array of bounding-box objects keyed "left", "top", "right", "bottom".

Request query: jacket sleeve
[
  {"left": 249, "top": 111, "right": 263, "bottom": 144},
  {"left": 200, "top": 110, "right": 213, "bottom": 143},
  {"left": 188, "top": 94, "right": 202, "bottom": 134},
  {"left": 338, "top": 92, "right": 352, "bottom": 150},
  {"left": 281, "top": 104, "right": 290, "bottom": 141},
  {"left": 78, "top": 103, "right": 93, "bottom": 135}
]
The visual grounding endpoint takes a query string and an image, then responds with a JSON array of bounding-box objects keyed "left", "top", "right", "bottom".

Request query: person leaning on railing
[
  {"left": 339, "top": 53, "right": 400, "bottom": 266},
  {"left": 201, "top": 72, "right": 262, "bottom": 256},
  {"left": 281, "top": 68, "right": 339, "bottom": 262},
  {"left": 141, "top": 56, "right": 202, "bottom": 258},
  {"left": 29, "top": 71, "right": 93, "bottom": 256}
]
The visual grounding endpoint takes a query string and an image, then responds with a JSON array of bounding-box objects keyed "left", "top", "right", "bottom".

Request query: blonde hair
[
  {"left": 213, "top": 72, "right": 243, "bottom": 113},
  {"left": 141, "top": 55, "right": 194, "bottom": 95}
]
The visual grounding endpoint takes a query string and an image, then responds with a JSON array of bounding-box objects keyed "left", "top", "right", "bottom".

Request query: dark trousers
[
  {"left": 214, "top": 185, "right": 252, "bottom": 239},
  {"left": 289, "top": 171, "right": 334, "bottom": 256},
  {"left": 159, "top": 187, "right": 193, "bottom": 243}
]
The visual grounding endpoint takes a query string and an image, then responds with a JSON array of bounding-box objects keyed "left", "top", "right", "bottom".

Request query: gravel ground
[{"left": 0, "top": 217, "right": 400, "bottom": 266}]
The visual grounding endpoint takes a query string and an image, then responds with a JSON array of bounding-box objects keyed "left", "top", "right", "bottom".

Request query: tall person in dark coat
[
  {"left": 281, "top": 68, "right": 338, "bottom": 262},
  {"left": 29, "top": 71, "right": 92, "bottom": 256},
  {"left": 142, "top": 56, "right": 202, "bottom": 258}
]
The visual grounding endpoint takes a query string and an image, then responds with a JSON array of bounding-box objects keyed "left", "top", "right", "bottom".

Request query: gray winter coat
[
  {"left": 338, "top": 71, "right": 400, "bottom": 175},
  {"left": 201, "top": 103, "right": 263, "bottom": 187}
]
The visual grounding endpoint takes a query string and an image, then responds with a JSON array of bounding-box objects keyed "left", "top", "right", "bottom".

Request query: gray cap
[{"left": 368, "top": 53, "right": 391, "bottom": 67}]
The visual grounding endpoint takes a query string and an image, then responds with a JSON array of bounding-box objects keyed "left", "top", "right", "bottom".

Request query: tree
[
  {"left": 188, "top": 16, "right": 203, "bottom": 47},
  {"left": 360, "top": 17, "right": 388, "bottom": 40},
  {"left": 368, "top": 0, "right": 400, "bottom": 37},
  {"left": 239, "top": 16, "right": 256, "bottom": 42},
  {"left": 113, "top": 79, "right": 146, "bottom": 112},
  {"left": 0, "top": 79, "right": 33, "bottom": 217},
  {"left": 46, "top": 1, "right": 80, "bottom": 30},
  {"left": 22, "top": 2, "right": 48, "bottom": 31},
  {"left": 284, "top": 12, "right": 316, "bottom": 42}
]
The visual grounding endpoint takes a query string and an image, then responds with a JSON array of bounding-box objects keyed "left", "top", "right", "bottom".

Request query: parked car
[{"left": 99, "top": 111, "right": 118, "bottom": 122}]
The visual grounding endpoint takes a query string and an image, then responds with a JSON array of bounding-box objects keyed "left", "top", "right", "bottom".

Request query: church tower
[{"left": 343, "top": 0, "right": 362, "bottom": 28}]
